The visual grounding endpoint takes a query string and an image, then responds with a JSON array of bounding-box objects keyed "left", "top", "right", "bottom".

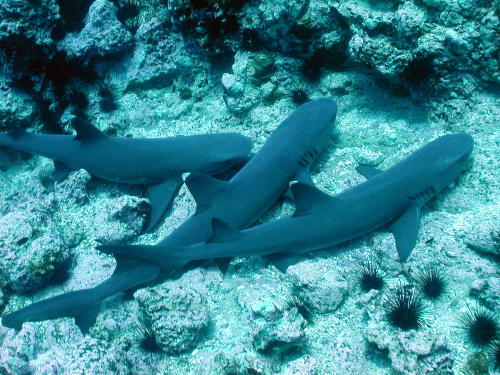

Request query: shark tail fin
[
  {"left": 1, "top": 289, "right": 101, "bottom": 334},
  {"left": 97, "top": 244, "right": 187, "bottom": 269}
]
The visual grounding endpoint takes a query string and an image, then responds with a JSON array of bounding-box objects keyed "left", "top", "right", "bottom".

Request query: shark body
[
  {"left": 1, "top": 98, "right": 338, "bottom": 332},
  {"left": 98, "top": 133, "right": 474, "bottom": 271},
  {"left": 0, "top": 117, "right": 252, "bottom": 231}
]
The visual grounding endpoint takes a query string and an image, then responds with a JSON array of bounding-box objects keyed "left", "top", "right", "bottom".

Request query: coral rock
[{"left": 61, "top": 0, "right": 133, "bottom": 60}]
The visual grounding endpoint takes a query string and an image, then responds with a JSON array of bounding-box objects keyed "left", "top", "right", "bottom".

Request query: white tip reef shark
[
  {"left": 0, "top": 117, "right": 253, "bottom": 231},
  {"left": 96, "top": 133, "right": 474, "bottom": 272},
  {"left": 1, "top": 98, "right": 338, "bottom": 333}
]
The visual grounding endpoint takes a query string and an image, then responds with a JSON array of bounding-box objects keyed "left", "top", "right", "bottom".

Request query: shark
[
  {"left": 1, "top": 98, "right": 338, "bottom": 332},
  {"left": 0, "top": 116, "right": 253, "bottom": 231},
  {"left": 95, "top": 133, "right": 474, "bottom": 272}
]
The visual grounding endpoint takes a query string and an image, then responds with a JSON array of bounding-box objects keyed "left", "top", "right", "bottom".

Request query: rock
[
  {"left": 61, "top": 0, "right": 133, "bottom": 60},
  {"left": 0, "top": 319, "right": 82, "bottom": 374},
  {"left": 126, "top": 18, "right": 197, "bottom": 90},
  {"left": 29, "top": 337, "right": 129, "bottom": 375},
  {"left": 284, "top": 356, "right": 317, "bottom": 375},
  {"left": 240, "top": 0, "right": 350, "bottom": 58},
  {"left": 366, "top": 314, "right": 454, "bottom": 375},
  {"left": 338, "top": 0, "right": 499, "bottom": 99},
  {"left": 454, "top": 204, "right": 499, "bottom": 258},
  {"left": 0, "top": 83, "right": 37, "bottom": 130},
  {"left": 287, "top": 259, "right": 349, "bottom": 314},
  {"left": 469, "top": 277, "right": 500, "bottom": 310},
  {"left": 0, "top": 0, "right": 59, "bottom": 51},
  {"left": 464, "top": 351, "right": 489, "bottom": 375},
  {"left": 221, "top": 52, "right": 263, "bottom": 115},
  {"left": 237, "top": 274, "right": 306, "bottom": 357},
  {"left": 134, "top": 274, "right": 210, "bottom": 354},
  {"left": 54, "top": 169, "right": 91, "bottom": 205},
  {"left": 253, "top": 308, "right": 306, "bottom": 355},
  {"left": 93, "top": 195, "right": 149, "bottom": 244},
  {"left": 0, "top": 209, "right": 69, "bottom": 293}
]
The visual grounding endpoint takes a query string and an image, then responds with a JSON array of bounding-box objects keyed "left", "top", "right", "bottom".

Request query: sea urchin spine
[{"left": 385, "top": 285, "right": 426, "bottom": 331}]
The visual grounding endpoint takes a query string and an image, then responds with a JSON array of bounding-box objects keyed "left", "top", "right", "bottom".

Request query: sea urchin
[
  {"left": 415, "top": 265, "right": 446, "bottom": 300},
  {"left": 356, "top": 260, "right": 385, "bottom": 292},
  {"left": 461, "top": 305, "right": 498, "bottom": 346},
  {"left": 385, "top": 285, "right": 426, "bottom": 331}
]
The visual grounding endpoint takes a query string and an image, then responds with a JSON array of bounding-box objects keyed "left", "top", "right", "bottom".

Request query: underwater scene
[{"left": 0, "top": 0, "right": 499, "bottom": 374}]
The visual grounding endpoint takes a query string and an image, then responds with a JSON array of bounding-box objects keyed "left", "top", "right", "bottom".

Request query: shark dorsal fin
[
  {"left": 208, "top": 218, "right": 240, "bottom": 243},
  {"left": 390, "top": 203, "right": 421, "bottom": 262},
  {"left": 356, "top": 165, "right": 383, "bottom": 179},
  {"left": 291, "top": 182, "right": 333, "bottom": 216},
  {"left": 70, "top": 116, "right": 107, "bottom": 142},
  {"left": 185, "top": 173, "right": 228, "bottom": 212}
]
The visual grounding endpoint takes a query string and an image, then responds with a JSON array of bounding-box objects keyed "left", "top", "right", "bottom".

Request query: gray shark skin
[
  {"left": 99, "top": 133, "right": 474, "bottom": 272},
  {"left": 0, "top": 258, "right": 155, "bottom": 333},
  {"left": 0, "top": 117, "right": 253, "bottom": 231},
  {"left": 1, "top": 98, "right": 338, "bottom": 333}
]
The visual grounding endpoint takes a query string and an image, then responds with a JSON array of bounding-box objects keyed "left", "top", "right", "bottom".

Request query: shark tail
[
  {"left": 97, "top": 244, "right": 188, "bottom": 270},
  {"left": 1, "top": 289, "right": 101, "bottom": 334}
]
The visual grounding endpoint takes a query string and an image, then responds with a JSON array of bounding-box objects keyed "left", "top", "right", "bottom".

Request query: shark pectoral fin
[
  {"left": 185, "top": 173, "right": 228, "bottom": 213},
  {"left": 70, "top": 116, "right": 107, "bottom": 142},
  {"left": 208, "top": 218, "right": 241, "bottom": 243},
  {"left": 267, "top": 253, "right": 302, "bottom": 272},
  {"left": 284, "top": 168, "right": 314, "bottom": 200},
  {"left": 145, "top": 174, "right": 184, "bottom": 232},
  {"left": 74, "top": 303, "right": 100, "bottom": 334},
  {"left": 356, "top": 165, "right": 383, "bottom": 179},
  {"left": 390, "top": 203, "right": 421, "bottom": 262},
  {"left": 53, "top": 161, "right": 76, "bottom": 181},
  {"left": 291, "top": 182, "right": 333, "bottom": 216}
]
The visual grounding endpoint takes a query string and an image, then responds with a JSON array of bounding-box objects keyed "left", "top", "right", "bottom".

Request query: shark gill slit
[{"left": 298, "top": 147, "right": 319, "bottom": 168}]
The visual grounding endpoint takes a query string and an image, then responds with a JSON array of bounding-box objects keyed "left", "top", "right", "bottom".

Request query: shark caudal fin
[{"left": 1, "top": 289, "right": 102, "bottom": 334}]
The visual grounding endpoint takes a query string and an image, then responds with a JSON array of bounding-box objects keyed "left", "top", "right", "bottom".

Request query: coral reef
[
  {"left": 94, "top": 195, "right": 149, "bottom": 244},
  {"left": 0, "top": 207, "right": 69, "bottom": 293},
  {"left": 61, "top": 0, "right": 133, "bottom": 60},
  {"left": 0, "top": 0, "right": 498, "bottom": 373},
  {"left": 134, "top": 271, "right": 210, "bottom": 354}
]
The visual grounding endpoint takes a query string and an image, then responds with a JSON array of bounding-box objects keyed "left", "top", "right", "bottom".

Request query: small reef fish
[
  {"left": 0, "top": 116, "right": 252, "bottom": 231},
  {"left": 98, "top": 133, "right": 474, "bottom": 271},
  {"left": 1, "top": 98, "right": 338, "bottom": 333}
]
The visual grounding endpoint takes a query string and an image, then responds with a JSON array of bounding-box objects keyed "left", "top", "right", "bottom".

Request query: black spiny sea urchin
[
  {"left": 415, "top": 264, "right": 446, "bottom": 300},
  {"left": 98, "top": 79, "right": 118, "bottom": 113},
  {"left": 356, "top": 260, "right": 385, "bottom": 292},
  {"left": 65, "top": 83, "right": 89, "bottom": 110},
  {"left": 290, "top": 87, "right": 309, "bottom": 105},
  {"left": 133, "top": 317, "right": 162, "bottom": 353},
  {"left": 460, "top": 305, "right": 498, "bottom": 346},
  {"left": 385, "top": 285, "right": 426, "bottom": 330}
]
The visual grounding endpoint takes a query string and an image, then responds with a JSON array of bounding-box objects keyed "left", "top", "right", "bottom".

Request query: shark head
[
  {"left": 281, "top": 98, "right": 338, "bottom": 167},
  {"left": 423, "top": 133, "right": 474, "bottom": 192},
  {"left": 297, "top": 98, "right": 338, "bottom": 150}
]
